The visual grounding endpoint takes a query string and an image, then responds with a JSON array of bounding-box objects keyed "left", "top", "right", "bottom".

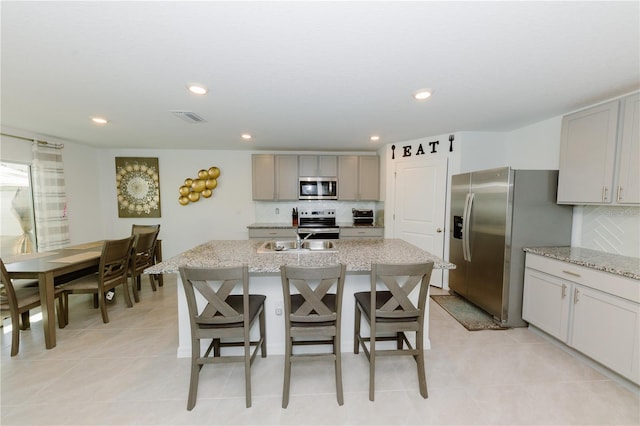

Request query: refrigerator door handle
[{"left": 463, "top": 192, "right": 474, "bottom": 261}]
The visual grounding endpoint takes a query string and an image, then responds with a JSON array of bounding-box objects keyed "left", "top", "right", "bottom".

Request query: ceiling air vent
[{"left": 169, "top": 110, "right": 207, "bottom": 123}]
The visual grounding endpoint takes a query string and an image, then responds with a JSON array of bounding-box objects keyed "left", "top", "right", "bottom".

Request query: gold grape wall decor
[
  {"left": 179, "top": 166, "right": 220, "bottom": 205},
  {"left": 115, "top": 157, "right": 161, "bottom": 218}
]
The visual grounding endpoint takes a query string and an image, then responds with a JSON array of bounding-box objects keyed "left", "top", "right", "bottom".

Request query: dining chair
[
  {"left": 59, "top": 236, "right": 135, "bottom": 324},
  {"left": 280, "top": 263, "right": 346, "bottom": 408},
  {"left": 354, "top": 261, "right": 434, "bottom": 401},
  {"left": 128, "top": 229, "right": 159, "bottom": 302},
  {"left": 131, "top": 224, "right": 163, "bottom": 288},
  {"left": 0, "top": 258, "right": 65, "bottom": 356},
  {"left": 178, "top": 264, "right": 266, "bottom": 410}
]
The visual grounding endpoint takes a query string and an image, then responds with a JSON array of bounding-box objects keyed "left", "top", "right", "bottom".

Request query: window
[{"left": 0, "top": 161, "right": 36, "bottom": 257}]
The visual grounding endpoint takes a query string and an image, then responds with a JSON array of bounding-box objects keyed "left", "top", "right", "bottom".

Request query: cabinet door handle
[
  {"left": 561, "top": 283, "right": 567, "bottom": 298},
  {"left": 562, "top": 270, "right": 581, "bottom": 278},
  {"left": 617, "top": 186, "right": 623, "bottom": 202},
  {"left": 574, "top": 288, "right": 580, "bottom": 304},
  {"left": 602, "top": 186, "right": 609, "bottom": 202}
]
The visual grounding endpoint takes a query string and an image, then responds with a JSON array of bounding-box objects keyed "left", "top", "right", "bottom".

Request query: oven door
[{"left": 297, "top": 227, "right": 340, "bottom": 239}]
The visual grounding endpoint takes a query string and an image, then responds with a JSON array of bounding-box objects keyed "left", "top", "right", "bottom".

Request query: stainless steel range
[{"left": 297, "top": 208, "right": 340, "bottom": 239}]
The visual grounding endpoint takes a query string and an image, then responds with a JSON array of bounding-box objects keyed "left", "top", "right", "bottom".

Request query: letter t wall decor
[{"left": 115, "top": 157, "right": 161, "bottom": 218}]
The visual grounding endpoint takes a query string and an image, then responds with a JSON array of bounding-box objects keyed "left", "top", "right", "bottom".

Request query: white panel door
[{"left": 394, "top": 158, "right": 448, "bottom": 287}]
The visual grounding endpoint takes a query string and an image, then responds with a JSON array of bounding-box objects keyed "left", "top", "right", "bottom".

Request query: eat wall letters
[{"left": 391, "top": 134, "right": 454, "bottom": 160}]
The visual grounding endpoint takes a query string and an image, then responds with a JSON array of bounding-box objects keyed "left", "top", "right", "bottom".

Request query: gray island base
[{"left": 146, "top": 239, "right": 455, "bottom": 357}]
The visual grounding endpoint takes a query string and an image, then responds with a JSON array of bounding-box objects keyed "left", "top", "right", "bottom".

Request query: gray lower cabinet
[
  {"left": 340, "top": 227, "right": 383, "bottom": 239},
  {"left": 248, "top": 228, "right": 297, "bottom": 240},
  {"left": 523, "top": 253, "right": 639, "bottom": 384}
]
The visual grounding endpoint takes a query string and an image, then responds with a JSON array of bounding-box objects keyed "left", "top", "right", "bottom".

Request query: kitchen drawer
[
  {"left": 340, "top": 227, "right": 383, "bottom": 239},
  {"left": 525, "top": 254, "right": 639, "bottom": 303},
  {"left": 248, "top": 228, "right": 297, "bottom": 240}
]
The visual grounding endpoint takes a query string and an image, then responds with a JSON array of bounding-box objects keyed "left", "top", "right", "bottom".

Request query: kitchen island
[{"left": 146, "top": 239, "right": 455, "bottom": 357}]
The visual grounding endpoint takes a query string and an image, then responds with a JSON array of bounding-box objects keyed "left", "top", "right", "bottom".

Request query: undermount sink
[{"left": 257, "top": 240, "right": 337, "bottom": 253}]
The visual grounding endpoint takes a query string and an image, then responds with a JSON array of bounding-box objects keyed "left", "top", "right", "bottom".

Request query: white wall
[
  {"left": 4, "top": 99, "right": 639, "bottom": 261},
  {"left": 500, "top": 113, "right": 639, "bottom": 258},
  {"left": 506, "top": 116, "right": 562, "bottom": 169},
  {"left": 0, "top": 134, "right": 33, "bottom": 162},
  {"left": 383, "top": 111, "right": 639, "bottom": 261},
  {"left": 96, "top": 149, "right": 256, "bottom": 258},
  {"left": 63, "top": 141, "right": 106, "bottom": 245},
  {"left": 456, "top": 131, "right": 508, "bottom": 173}
]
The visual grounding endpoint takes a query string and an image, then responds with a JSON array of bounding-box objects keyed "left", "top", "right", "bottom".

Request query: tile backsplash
[
  {"left": 255, "top": 201, "right": 384, "bottom": 225},
  {"left": 574, "top": 205, "right": 640, "bottom": 258}
]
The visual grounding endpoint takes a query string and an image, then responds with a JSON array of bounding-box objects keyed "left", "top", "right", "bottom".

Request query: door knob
[{"left": 436, "top": 228, "right": 443, "bottom": 233}]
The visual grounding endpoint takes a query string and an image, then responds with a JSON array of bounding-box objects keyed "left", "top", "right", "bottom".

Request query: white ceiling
[{"left": 1, "top": 1, "right": 639, "bottom": 151}]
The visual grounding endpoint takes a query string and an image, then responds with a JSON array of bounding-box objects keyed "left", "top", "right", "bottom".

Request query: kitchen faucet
[{"left": 296, "top": 231, "right": 316, "bottom": 249}]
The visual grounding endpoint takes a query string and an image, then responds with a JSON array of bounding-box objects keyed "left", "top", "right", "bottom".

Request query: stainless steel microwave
[{"left": 298, "top": 177, "right": 338, "bottom": 200}]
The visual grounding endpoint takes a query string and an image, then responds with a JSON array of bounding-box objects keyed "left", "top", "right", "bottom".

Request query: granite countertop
[
  {"left": 523, "top": 247, "right": 640, "bottom": 280},
  {"left": 247, "top": 223, "right": 297, "bottom": 229},
  {"left": 247, "top": 223, "right": 384, "bottom": 229},
  {"left": 336, "top": 222, "right": 384, "bottom": 228},
  {"left": 146, "top": 239, "right": 454, "bottom": 275}
]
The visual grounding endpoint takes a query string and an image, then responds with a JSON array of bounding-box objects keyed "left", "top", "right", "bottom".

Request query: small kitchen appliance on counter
[
  {"left": 298, "top": 208, "right": 339, "bottom": 239},
  {"left": 352, "top": 209, "right": 374, "bottom": 226}
]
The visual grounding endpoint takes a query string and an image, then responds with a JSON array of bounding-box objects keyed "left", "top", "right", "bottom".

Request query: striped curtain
[{"left": 31, "top": 142, "right": 70, "bottom": 251}]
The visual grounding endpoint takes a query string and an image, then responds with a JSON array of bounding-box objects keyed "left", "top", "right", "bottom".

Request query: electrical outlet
[
  {"left": 276, "top": 207, "right": 280, "bottom": 214},
  {"left": 275, "top": 301, "right": 283, "bottom": 316}
]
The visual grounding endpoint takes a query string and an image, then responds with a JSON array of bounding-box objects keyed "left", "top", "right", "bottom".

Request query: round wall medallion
[{"left": 116, "top": 159, "right": 161, "bottom": 217}]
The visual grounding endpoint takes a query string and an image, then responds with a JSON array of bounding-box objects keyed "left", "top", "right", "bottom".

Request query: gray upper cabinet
[
  {"left": 253, "top": 153, "right": 378, "bottom": 201},
  {"left": 252, "top": 154, "right": 275, "bottom": 200},
  {"left": 557, "top": 93, "right": 639, "bottom": 205},
  {"left": 617, "top": 93, "right": 640, "bottom": 204},
  {"left": 557, "top": 100, "right": 619, "bottom": 204},
  {"left": 338, "top": 155, "right": 379, "bottom": 201},
  {"left": 338, "top": 156, "right": 358, "bottom": 200},
  {"left": 251, "top": 154, "right": 298, "bottom": 200},
  {"left": 275, "top": 155, "right": 299, "bottom": 200},
  {"left": 299, "top": 155, "right": 337, "bottom": 177}
]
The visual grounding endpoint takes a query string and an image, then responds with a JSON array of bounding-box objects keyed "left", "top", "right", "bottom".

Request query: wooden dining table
[{"left": 3, "top": 241, "right": 105, "bottom": 349}]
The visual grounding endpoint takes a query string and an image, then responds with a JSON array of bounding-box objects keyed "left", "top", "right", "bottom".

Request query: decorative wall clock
[{"left": 115, "top": 157, "right": 161, "bottom": 218}]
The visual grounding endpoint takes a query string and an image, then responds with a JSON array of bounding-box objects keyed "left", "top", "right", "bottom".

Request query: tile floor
[{"left": 1, "top": 276, "right": 639, "bottom": 425}]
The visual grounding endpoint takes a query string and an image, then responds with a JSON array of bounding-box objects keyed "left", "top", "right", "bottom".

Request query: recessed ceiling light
[
  {"left": 370, "top": 135, "right": 380, "bottom": 142},
  {"left": 91, "top": 117, "right": 108, "bottom": 125},
  {"left": 187, "top": 85, "right": 208, "bottom": 95},
  {"left": 413, "top": 89, "right": 433, "bottom": 101},
  {"left": 241, "top": 134, "right": 252, "bottom": 140}
]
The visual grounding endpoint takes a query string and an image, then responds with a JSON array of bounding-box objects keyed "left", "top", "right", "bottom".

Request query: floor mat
[{"left": 431, "top": 294, "right": 507, "bottom": 331}]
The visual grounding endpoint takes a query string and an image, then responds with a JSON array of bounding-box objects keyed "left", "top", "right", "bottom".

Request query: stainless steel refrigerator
[{"left": 449, "top": 167, "right": 573, "bottom": 327}]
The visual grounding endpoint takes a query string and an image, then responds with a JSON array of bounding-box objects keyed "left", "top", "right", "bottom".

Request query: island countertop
[{"left": 146, "top": 239, "right": 455, "bottom": 274}]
